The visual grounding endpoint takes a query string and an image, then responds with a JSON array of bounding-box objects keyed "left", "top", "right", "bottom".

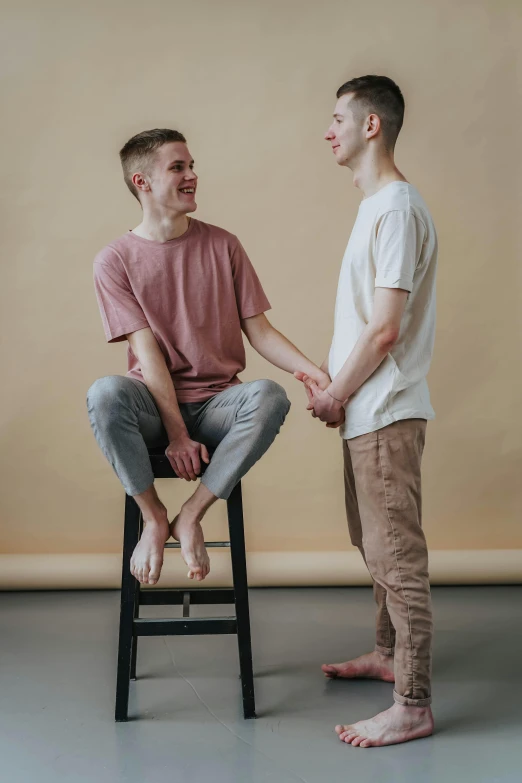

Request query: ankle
[
  {"left": 180, "top": 499, "right": 206, "bottom": 524},
  {"left": 375, "top": 650, "right": 394, "bottom": 661},
  {"left": 142, "top": 509, "right": 169, "bottom": 528}
]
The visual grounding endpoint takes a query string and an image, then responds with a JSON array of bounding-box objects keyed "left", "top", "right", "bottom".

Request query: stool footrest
[
  {"left": 165, "top": 541, "right": 230, "bottom": 549},
  {"left": 134, "top": 617, "right": 237, "bottom": 636},
  {"left": 139, "top": 588, "right": 235, "bottom": 606}
]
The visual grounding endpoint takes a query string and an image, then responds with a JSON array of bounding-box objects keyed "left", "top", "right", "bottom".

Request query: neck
[
  {"left": 350, "top": 146, "right": 407, "bottom": 198},
  {"left": 132, "top": 206, "right": 190, "bottom": 243}
]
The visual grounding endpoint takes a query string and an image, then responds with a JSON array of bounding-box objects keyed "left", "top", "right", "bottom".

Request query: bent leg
[
  {"left": 167, "top": 380, "right": 290, "bottom": 581},
  {"left": 192, "top": 379, "right": 291, "bottom": 500},
  {"left": 87, "top": 375, "right": 167, "bottom": 496},
  {"left": 86, "top": 375, "right": 170, "bottom": 584}
]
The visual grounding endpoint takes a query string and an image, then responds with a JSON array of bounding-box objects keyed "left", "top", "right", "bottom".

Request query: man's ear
[
  {"left": 366, "top": 113, "right": 381, "bottom": 141},
  {"left": 132, "top": 171, "right": 150, "bottom": 194}
]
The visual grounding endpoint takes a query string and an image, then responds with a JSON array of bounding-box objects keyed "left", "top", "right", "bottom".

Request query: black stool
[{"left": 115, "top": 447, "right": 256, "bottom": 721}]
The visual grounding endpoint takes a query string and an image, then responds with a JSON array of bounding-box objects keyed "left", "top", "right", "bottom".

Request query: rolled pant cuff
[
  {"left": 375, "top": 644, "right": 395, "bottom": 656},
  {"left": 126, "top": 478, "right": 154, "bottom": 497},
  {"left": 393, "top": 690, "right": 432, "bottom": 707},
  {"left": 200, "top": 475, "right": 230, "bottom": 501}
]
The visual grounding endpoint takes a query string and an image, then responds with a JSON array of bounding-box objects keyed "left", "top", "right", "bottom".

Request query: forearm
[
  {"left": 250, "top": 324, "right": 325, "bottom": 381},
  {"left": 130, "top": 348, "right": 187, "bottom": 441},
  {"left": 328, "top": 326, "right": 393, "bottom": 403}
]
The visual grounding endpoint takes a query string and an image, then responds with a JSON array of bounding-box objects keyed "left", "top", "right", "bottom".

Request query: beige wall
[{"left": 1, "top": 0, "right": 521, "bottom": 584}]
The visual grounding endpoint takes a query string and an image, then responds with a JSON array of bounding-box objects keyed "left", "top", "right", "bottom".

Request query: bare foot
[
  {"left": 322, "top": 651, "right": 395, "bottom": 682},
  {"left": 170, "top": 511, "right": 210, "bottom": 581},
  {"left": 130, "top": 517, "right": 170, "bottom": 585},
  {"left": 335, "top": 703, "right": 434, "bottom": 748}
]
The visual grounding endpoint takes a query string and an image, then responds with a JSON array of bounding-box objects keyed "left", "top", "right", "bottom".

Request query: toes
[
  {"left": 359, "top": 739, "right": 372, "bottom": 748},
  {"left": 351, "top": 736, "right": 364, "bottom": 747},
  {"left": 335, "top": 724, "right": 347, "bottom": 736},
  {"left": 323, "top": 665, "right": 337, "bottom": 678},
  {"left": 148, "top": 559, "right": 162, "bottom": 585},
  {"left": 188, "top": 565, "right": 204, "bottom": 581}
]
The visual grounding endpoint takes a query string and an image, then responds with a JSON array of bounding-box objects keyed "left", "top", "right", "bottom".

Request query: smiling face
[
  {"left": 133, "top": 141, "right": 198, "bottom": 214},
  {"left": 324, "top": 94, "right": 367, "bottom": 167}
]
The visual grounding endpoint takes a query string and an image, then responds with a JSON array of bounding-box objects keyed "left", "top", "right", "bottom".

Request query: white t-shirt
[{"left": 328, "top": 181, "right": 438, "bottom": 439}]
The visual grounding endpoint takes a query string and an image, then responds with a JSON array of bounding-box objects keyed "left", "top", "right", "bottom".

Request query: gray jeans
[{"left": 86, "top": 376, "right": 291, "bottom": 499}]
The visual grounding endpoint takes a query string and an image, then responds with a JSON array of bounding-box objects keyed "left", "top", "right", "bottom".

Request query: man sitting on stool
[{"left": 87, "top": 128, "right": 331, "bottom": 586}]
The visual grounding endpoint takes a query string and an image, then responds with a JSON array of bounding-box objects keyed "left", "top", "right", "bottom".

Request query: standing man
[
  {"left": 297, "top": 76, "right": 437, "bottom": 747},
  {"left": 88, "top": 128, "right": 329, "bottom": 587}
]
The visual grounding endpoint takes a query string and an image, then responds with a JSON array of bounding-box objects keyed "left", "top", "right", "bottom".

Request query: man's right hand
[
  {"left": 326, "top": 407, "right": 346, "bottom": 429},
  {"left": 165, "top": 433, "right": 210, "bottom": 481}
]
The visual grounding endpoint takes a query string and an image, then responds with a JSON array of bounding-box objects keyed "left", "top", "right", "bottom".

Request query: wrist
[
  {"left": 306, "top": 364, "right": 330, "bottom": 387},
  {"left": 326, "top": 387, "right": 345, "bottom": 407},
  {"left": 166, "top": 422, "right": 189, "bottom": 442}
]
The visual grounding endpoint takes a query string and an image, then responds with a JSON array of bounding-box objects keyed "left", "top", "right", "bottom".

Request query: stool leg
[
  {"left": 115, "top": 495, "right": 140, "bottom": 721},
  {"left": 227, "top": 482, "right": 256, "bottom": 719}
]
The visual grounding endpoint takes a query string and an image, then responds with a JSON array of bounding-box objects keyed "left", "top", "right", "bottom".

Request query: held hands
[
  {"left": 294, "top": 371, "right": 346, "bottom": 428},
  {"left": 165, "top": 431, "right": 210, "bottom": 481}
]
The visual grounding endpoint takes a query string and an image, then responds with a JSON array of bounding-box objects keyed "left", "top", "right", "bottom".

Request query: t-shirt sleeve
[
  {"left": 374, "top": 210, "right": 425, "bottom": 293},
  {"left": 93, "top": 251, "right": 149, "bottom": 343},
  {"left": 230, "top": 238, "right": 271, "bottom": 319}
]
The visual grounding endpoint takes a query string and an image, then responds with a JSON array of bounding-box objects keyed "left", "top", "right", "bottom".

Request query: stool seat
[
  {"left": 146, "top": 446, "right": 177, "bottom": 478},
  {"left": 114, "top": 447, "right": 256, "bottom": 722}
]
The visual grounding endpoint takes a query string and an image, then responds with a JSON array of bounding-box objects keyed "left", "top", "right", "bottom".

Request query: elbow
[
  {"left": 244, "top": 330, "right": 259, "bottom": 350},
  {"left": 245, "top": 326, "right": 270, "bottom": 351},
  {"left": 372, "top": 326, "right": 400, "bottom": 355}
]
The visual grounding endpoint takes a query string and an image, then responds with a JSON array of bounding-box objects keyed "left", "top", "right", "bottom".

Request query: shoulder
[
  {"left": 191, "top": 219, "right": 240, "bottom": 249},
  {"left": 374, "top": 185, "right": 431, "bottom": 234},
  {"left": 93, "top": 233, "right": 132, "bottom": 268},
  {"left": 374, "top": 182, "right": 413, "bottom": 214}
]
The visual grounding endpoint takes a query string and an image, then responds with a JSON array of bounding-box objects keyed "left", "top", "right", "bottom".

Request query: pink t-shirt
[{"left": 93, "top": 218, "right": 271, "bottom": 403}]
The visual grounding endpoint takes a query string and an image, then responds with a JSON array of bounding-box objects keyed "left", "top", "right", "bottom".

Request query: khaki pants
[{"left": 343, "top": 418, "right": 432, "bottom": 706}]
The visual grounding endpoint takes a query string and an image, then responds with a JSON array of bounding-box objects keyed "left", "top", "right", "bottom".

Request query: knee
[
  {"left": 86, "top": 376, "right": 130, "bottom": 427},
  {"left": 249, "top": 379, "right": 291, "bottom": 419}
]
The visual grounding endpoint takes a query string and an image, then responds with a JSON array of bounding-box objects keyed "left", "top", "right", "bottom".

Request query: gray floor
[{"left": 1, "top": 586, "right": 521, "bottom": 783}]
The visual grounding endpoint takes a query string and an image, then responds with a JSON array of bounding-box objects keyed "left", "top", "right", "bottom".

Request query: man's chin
[{"left": 179, "top": 201, "right": 197, "bottom": 214}]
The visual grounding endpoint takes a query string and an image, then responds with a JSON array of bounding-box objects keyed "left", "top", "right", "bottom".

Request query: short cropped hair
[
  {"left": 119, "top": 128, "right": 187, "bottom": 201},
  {"left": 336, "top": 75, "right": 405, "bottom": 150}
]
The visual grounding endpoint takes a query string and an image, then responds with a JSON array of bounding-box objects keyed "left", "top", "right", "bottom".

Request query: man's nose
[{"left": 324, "top": 128, "right": 334, "bottom": 141}]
